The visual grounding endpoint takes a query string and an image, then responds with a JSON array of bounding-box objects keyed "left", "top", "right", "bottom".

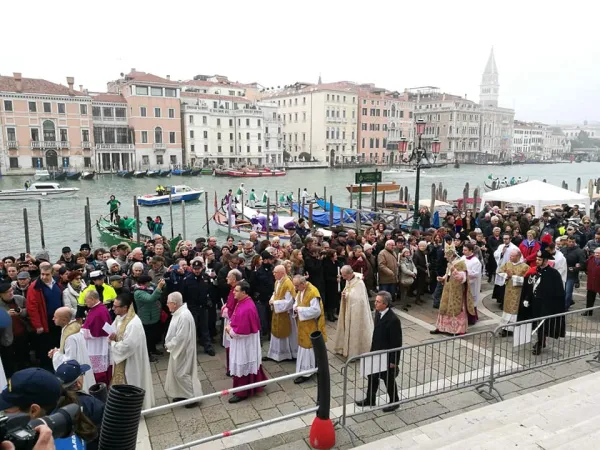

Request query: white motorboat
[
  {"left": 0, "top": 182, "right": 79, "bottom": 200},
  {"left": 33, "top": 169, "right": 51, "bottom": 181},
  {"left": 382, "top": 168, "right": 426, "bottom": 176}
]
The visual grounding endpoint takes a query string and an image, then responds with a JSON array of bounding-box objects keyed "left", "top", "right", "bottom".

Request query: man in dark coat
[
  {"left": 518, "top": 250, "right": 566, "bottom": 355},
  {"left": 355, "top": 291, "right": 402, "bottom": 413},
  {"left": 302, "top": 238, "right": 325, "bottom": 294},
  {"left": 251, "top": 251, "right": 275, "bottom": 337}
]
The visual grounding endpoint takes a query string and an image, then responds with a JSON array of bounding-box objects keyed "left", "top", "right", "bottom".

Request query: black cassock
[{"left": 518, "top": 265, "right": 566, "bottom": 339}]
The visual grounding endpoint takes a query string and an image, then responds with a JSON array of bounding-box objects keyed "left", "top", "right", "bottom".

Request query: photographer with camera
[{"left": 0, "top": 367, "right": 91, "bottom": 449}]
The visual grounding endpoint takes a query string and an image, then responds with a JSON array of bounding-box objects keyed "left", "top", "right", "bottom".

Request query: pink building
[
  {"left": 107, "top": 70, "right": 182, "bottom": 168},
  {"left": 0, "top": 73, "right": 93, "bottom": 173}
]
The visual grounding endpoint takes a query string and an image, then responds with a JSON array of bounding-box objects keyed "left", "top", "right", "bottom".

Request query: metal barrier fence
[
  {"left": 341, "top": 305, "right": 600, "bottom": 425},
  {"left": 141, "top": 368, "right": 318, "bottom": 450}
]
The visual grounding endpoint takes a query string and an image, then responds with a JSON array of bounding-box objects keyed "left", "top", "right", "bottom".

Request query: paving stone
[
  {"left": 258, "top": 407, "right": 280, "bottom": 421},
  {"left": 374, "top": 413, "right": 407, "bottom": 432},
  {"left": 277, "top": 401, "right": 300, "bottom": 415},
  {"left": 201, "top": 406, "right": 230, "bottom": 425},
  {"left": 201, "top": 359, "right": 225, "bottom": 371},
  {"left": 227, "top": 445, "right": 252, "bottom": 450},
  {"left": 362, "top": 432, "right": 393, "bottom": 443},
  {"left": 146, "top": 412, "right": 178, "bottom": 435},
  {"left": 208, "top": 418, "right": 235, "bottom": 435},
  {"left": 279, "top": 427, "right": 311, "bottom": 443},
  {"left": 271, "top": 439, "right": 310, "bottom": 450},
  {"left": 248, "top": 435, "right": 285, "bottom": 450},
  {"left": 352, "top": 412, "right": 377, "bottom": 423},
  {"left": 150, "top": 430, "right": 182, "bottom": 448},
  {"left": 267, "top": 391, "right": 292, "bottom": 404},
  {"left": 153, "top": 383, "right": 166, "bottom": 399},
  {"left": 173, "top": 405, "right": 205, "bottom": 423},
  {"left": 395, "top": 401, "right": 449, "bottom": 425},
  {"left": 249, "top": 394, "right": 275, "bottom": 410},
  {"left": 229, "top": 406, "right": 261, "bottom": 425},
  {"left": 151, "top": 372, "right": 161, "bottom": 385},
  {"left": 347, "top": 419, "right": 383, "bottom": 439},
  {"left": 158, "top": 369, "right": 168, "bottom": 383},
  {"left": 293, "top": 396, "right": 314, "bottom": 408},
  {"left": 510, "top": 371, "right": 555, "bottom": 389},
  {"left": 179, "top": 418, "right": 212, "bottom": 440},
  {"left": 436, "top": 390, "right": 487, "bottom": 411}
]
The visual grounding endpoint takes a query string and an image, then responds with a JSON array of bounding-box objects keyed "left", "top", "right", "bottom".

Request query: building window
[
  {"left": 190, "top": 144, "right": 195, "bottom": 153},
  {"left": 190, "top": 130, "right": 194, "bottom": 138},
  {"left": 217, "top": 132, "right": 222, "bottom": 140},
  {"left": 229, "top": 133, "right": 233, "bottom": 140},
  {"left": 203, "top": 131, "right": 208, "bottom": 139},
  {"left": 170, "top": 155, "right": 177, "bottom": 164},
  {"left": 59, "top": 129, "right": 68, "bottom": 142},
  {"left": 246, "top": 119, "right": 250, "bottom": 126},
  {"left": 168, "top": 108, "right": 175, "bottom": 118},
  {"left": 246, "top": 132, "right": 250, "bottom": 140},
  {"left": 165, "top": 88, "right": 177, "bottom": 97},
  {"left": 44, "top": 102, "right": 52, "bottom": 113},
  {"left": 258, "top": 133, "right": 262, "bottom": 140},
  {"left": 31, "top": 128, "right": 40, "bottom": 142},
  {"left": 3, "top": 100, "right": 13, "bottom": 112},
  {"left": 258, "top": 119, "right": 261, "bottom": 126},
  {"left": 169, "top": 132, "right": 175, "bottom": 143},
  {"left": 29, "top": 101, "right": 37, "bottom": 113},
  {"left": 203, "top": 116, "right": 207, "bottom": 125},
  {"left": 204, "top": 145, "right": 208, "bottom": 152},
  {"left": 218, "top": 145, "right": 222, "bottom": 153},
  {"left": 42, "top": 121, "right": 55, "bottom": 141},
  {"left": 7, "top": 127, "right": 16, "bottom": 141},
  {"left": 136, "top": 86, "right": 149, "bottom": 95},
  {"left": 246, "top": 145, "right": 250, "bottom": 153},
  {"left": 294, "top": 113, "right": 298, "bottom": 122},
  {"left": 141, "top": 155, "right": 150, "bottom": 165},
  {"left": 80, "top": 104, "right": 88, "bottom": 115},
  {"left": 230, "top": 146, "right": 234, "bottom": 153},
  {"left": 189, "top": 115, "right": 194, "bottom": 124},
  {"left": 362, "top": 108, "right": 367, "bottom": 116},
  {"left": 139, "top": 107, "right": 146, "bottom": 117},
  {"left": 141, "top": 131, "right": 148, "bottom": 143},
  {"left": 103, "top": 107, "right": 113, "bottom": 118},
  {"left": 9, "top": 157, "right": 18, "bottom": 168},
  {"left": 229, "top": 119, "right": 233, "bottom": 126},
  {"left": 156, "top": 155, "right": 164, "bottom": 164},
  {"left": 82, "top": 129, "right": 90, "bottom": 142},
  {"left": 32, "top": 157, "right": 43, "bottom": 168},
  {"left": 58, "top": 103, "right": 66, "bottom": 114},
  {"left": 258, "top": 146, "right": 262, "bottom": 152},
  {"left": 154, "top": 107, "right": 161, "bottom": 118},
  {"left": 154, "top": 127, "right": 162, "bottom": 143},
  {"left": 217, "top": 118, "right": 221, "bottom": 127},
  {"left": 151, "top": 87, "right": 163, "bottom": 96}
]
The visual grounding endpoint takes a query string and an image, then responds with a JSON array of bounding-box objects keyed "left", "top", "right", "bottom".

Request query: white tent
[{"left": 480, "top": 180, "right": 590, "bottom": 214}]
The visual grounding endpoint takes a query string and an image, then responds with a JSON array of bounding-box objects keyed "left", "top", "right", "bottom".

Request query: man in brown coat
[{"left": 378, "top": 240, "right": 399, "bottom": 300}]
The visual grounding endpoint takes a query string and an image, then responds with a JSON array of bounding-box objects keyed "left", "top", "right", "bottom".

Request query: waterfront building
[
  {"left": 90, "top": 93, "right": 135, "bottom": 171},
  {"left": 107, "top": 70, "right": 182, "bottom": 169},
  {"left": 513, "top": 121, "right": 570, "bottom": 160},
  {"left": 261, "top": 81, "right": 359, "bottom": 165},
  {"left": 0, "top": 73, "right": 93, "bottom": 174}
]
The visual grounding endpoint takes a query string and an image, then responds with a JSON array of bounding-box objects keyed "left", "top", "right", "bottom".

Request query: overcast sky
[{"left": 3, "top": 0, "right": 597, "bottom": 124}]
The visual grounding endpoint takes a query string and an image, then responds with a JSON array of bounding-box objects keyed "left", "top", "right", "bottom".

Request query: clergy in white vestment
[
  {"left": 497, "top": 249, "right": 530, "bottom": 330},
  {"left": 549, "top": 241, "right": 568, "bottom": 285},
  {"left": 292, "top": 275, "right": 326, "bottom": 384},
  {"left": 225, "top": 281, "right": 267, "bottom": 404},
  {"left": 461, "top": 243, "right": 483, "bottom": 324},
  {"left": 164, "top": 292, "right": 203, "bottom": 407},
  {"left": 109, "top": 295, "right": 155, "bottom": 410},
  {"left": 267, "top": 265, "right": 298, "bottom": 361},
  {"left": 333, "top": 266, "right": 373, "bottom": 358},
  {"left": 493, "top": 235, "right": 518, "bottom": 302},
  {"left": 49, "top": 307, "right": 96, "bottom": 393}
]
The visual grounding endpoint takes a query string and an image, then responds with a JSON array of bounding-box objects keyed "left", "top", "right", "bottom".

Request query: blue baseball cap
[
  {"left": 0, "top": 368, "right": 61, "bottom": 410},
  {"left": 56, "top": 360, "right": 91, "bottom": 386}
]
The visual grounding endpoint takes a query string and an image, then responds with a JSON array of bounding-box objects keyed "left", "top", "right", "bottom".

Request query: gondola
[
  {"left": 81, "top": 171, "right": 95, "bottom": 180},
  {"left": 66, "top": 172, "right": 82, "bottom": 181},
  {"left": 172, "top": 169, "right": 192, "bottom": 176},
  {"left": 117, "top": 170, "right": 135, "bottom": 178},
  {"left": 190, "top": 169, "right": 202, "bottom": 176},
  {"left": 484, "top": 177, "right": 529, "bottom": 191},
  {"left": 146, "top": 170, "right": 160, "bottom": 178},
  {"left": 52, "top": 172, "right": 68, "bottom": 181},
  {"left": 96, "top": 218, "right": 181, "bottom": 252},
  {"left": 133, "top": 170, "right": 147, "bottom": 178},
  {"left": 158, "top": 169, "right": 172, "bottom": 177}
]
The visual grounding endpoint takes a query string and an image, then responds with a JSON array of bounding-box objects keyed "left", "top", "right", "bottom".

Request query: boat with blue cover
[{"left": 137, "top": 185, "right": 204, "bottom": 206}]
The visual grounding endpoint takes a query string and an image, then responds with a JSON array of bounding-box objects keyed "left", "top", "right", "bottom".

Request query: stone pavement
[{"left": 138, "top": 279, "right": 600, "bottom": 449}]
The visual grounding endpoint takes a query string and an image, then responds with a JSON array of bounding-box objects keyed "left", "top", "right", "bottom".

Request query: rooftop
[
  {"left": 90, "top": 92, "right": 127, "bottom": 103},
  {"left": 181, "top": 91, "right": 251, "bottom": 103},
  {"left": 0, "top": 74, "right": 85, "bottom": 96},
  {"left": 121, "top": 70, "right": 178, "bottom": 86},
  {"left": 261, "top": 81, "right": 360, "bottom": 98}
]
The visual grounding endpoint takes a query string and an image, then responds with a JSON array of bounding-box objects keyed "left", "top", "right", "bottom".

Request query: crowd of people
[{"left": 0, "top": 196, "right": 600, "bottom": 446}]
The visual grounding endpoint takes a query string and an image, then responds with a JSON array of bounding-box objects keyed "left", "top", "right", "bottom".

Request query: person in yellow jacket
[
  {"left": 292, "top": 275, "right": 326, "bottom": 384},
  {"left": 77, "top": 270, "right": 117, "bottom": 319}
]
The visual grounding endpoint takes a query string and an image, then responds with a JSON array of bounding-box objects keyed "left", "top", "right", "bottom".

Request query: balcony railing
[
  {"left": 82, "top": 141, "right": 93, "bottom": 149},
  {"left": 95, "top": 143, "right": 135, "bottom": 151},
  {"left": 7, "top": 141, "right": 18, "bottom": 149},
  {"left": 92, "top": 116, "right": 127, "bottom": 122},
  {"left": 153, "top": 143, "right": 167, "bottom": 151},
  {"left": 30, "top": 141, "right": 70, "bottom": 150}
]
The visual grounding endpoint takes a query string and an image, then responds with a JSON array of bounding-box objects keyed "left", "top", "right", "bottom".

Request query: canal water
[{"left": 1, "top": 162, "right": 597, "bottom": 259}]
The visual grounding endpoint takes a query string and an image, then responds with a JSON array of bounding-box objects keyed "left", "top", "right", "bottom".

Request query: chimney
[
  {"left": 67, "top": 77, "right": 74, "bottom": 95},
  {"left": 131, "top": 68, "right": 136, "bottom": 73},
  {"left": 166, "top": 75, "right": 170, "bottom": 80},
  {"left": 79, "top": 84, "right": 83, "bottom": 92},
  {"left": 13, "top": 72, "right": 22, "bottom": 93}
]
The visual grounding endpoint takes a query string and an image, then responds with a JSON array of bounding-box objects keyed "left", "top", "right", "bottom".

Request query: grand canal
[{"left": 1, "top": 162, "right": 598, "bottom": 258}]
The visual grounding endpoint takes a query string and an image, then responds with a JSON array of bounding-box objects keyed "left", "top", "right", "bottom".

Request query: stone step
[{"left": 531, "top": 412, "right": 600, "bottom": 449}]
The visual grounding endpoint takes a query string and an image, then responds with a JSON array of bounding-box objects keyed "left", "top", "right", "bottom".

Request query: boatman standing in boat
[
  {"left": 249, "top": 189, "right": 257, "bottom": 208},
  {"left": 106, "top": 195, "right": 121, "bottom": 223},
  {"left": 261, "top": 190, "right": 269, "bottom": 205},
  {"left": 24, "top": 180, "right": 31, "bottom": 190},
  {"left": 301, "top": 188, "right": 309, "bottom": 202},
  {"left": 278, "top": 192, "right": 286, "bottom": 207},
  {"left": 236, "top": 183, "right": 247, "bottom": 203}
]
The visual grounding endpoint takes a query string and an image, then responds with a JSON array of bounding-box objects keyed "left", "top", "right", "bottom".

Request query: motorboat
[
  {"left": 0, "top": 182, "right": 79, "bottom": 200},
  {"left": 133, "top": 170, "right": 147, "bottom": 178},
  {"left": 382, "top": 168, "right": 416, "bottom": 174},
  {"left": 81, "top": 171, "right": 95, "bottom": 180},
  {"left": 214, "top": 168, "right": 286, "bottom": 177},
  {"left": 346, "top": 181, "right": 400, "bottom": 194},
  {"left": 117, "top": 170, "right": 134, "bottom": 178},
  {"left": 137, "top": 185, "right": 204, "bottom": 206},
  {"left": 34, "top": 170, "right": 51, "bottom": 181}
]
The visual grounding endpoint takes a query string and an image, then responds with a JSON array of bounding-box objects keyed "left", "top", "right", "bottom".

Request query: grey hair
[
  {"left": 493, "top": 227, "right": 501, "bottom": 232},
  {"left": 293, "top": 275, "right": 307, "bottom": 284},
  {"left": 39, "top": 262, "right": 52, "bottom": 272},
  {"left": 376, "top": 291, "right": 392, "bottom": 306},
  {"left": 167, "top": 291, "right": 183, "bottom": 306},
  {"left": 228, "top": 269, "right": 243, "bottom": 281},
  {"left": 341, "top": 265, "right": 353, "bottom": 275},
  {"left": 85, "top": 290, "right": 100, "bottom": 302},
  {"left": 386, "top": 239, "right": 395, "bottom": 247},
  {"left": 132, "top": 262, "right": 144, "bottom": 271},
  {"left": 418, "top": 240, "right": 427, "bottom": 247}
]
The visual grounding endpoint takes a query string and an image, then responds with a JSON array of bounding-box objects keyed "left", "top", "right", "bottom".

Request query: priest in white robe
[
  {"left": 81, "top": 290, "right": 112, "bottom": 384},
  {"left": 164, "top": 292, "right": 202, "bottom": 407},
  {"left": 493, "top": 234, "right": 518, "bottom": 303},
  {"left": 461, "top": 243, "right": 483, "bottom": 324},
  {"left": 292, "top": 275, "right": 326, "bottom": 384},
  {"left": 49, "top": 306, "right": 95, "bottom": 393},
  {"left": 109, "top": 295, "right": 155, "bottom": 410},
  {"left": 333, "top": 266, "right": 373, "bottom": 358},
  {"left": 267, "top": 265, "right": 298, "bottom": 361}
]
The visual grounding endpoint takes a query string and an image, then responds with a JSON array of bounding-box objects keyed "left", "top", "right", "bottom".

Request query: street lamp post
[{"left": 407, "top": 119, "right": 441, "bottom": 229}]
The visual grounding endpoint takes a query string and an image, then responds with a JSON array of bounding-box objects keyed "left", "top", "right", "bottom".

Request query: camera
[{"left": 0, "top": 403, "right": 78, "bottom": 450}]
